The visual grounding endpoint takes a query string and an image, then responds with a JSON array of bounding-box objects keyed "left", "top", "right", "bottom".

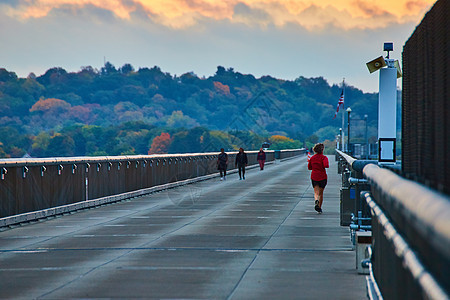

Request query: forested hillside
[{"left": 0, "top": 63, "right": 379, "bottom": 158}]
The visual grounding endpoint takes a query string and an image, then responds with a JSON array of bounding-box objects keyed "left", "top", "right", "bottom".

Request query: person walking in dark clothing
[
  {"left": 257, "top": 148, "right": 266, "bottom": 170},
  {"left": 217, "top": 148, "right": 228, "bottom": 181},
  {"left": 235, "top": 148, "right": 248, "bottom": 180}
]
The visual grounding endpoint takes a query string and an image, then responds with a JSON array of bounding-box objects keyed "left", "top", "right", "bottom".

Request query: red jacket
[
  {"left": 257, "top": 151, "right": 266, "bottom": 161},
  {"left": 308, "top": 153, "right": 329, "bottom": 181}
]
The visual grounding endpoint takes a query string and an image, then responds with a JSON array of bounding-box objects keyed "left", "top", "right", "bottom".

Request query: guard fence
[
  {"left": 336, "top": 150, "right": 449, "bottom": 300},
  {"left": 0, "top": 149, "right": 304, "bottom": 220}
]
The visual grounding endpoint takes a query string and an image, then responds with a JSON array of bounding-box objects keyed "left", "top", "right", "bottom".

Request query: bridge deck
[{"left": 0, "top": 156, "right": 366, "bottom": 299}]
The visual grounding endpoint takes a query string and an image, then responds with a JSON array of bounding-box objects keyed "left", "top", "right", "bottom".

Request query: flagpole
[{"left": 341, "top": 78, "right": 345, "bottom": 151}]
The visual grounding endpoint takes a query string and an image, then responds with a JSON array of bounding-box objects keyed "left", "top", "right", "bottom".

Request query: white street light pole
[{"left": 366, "top": 42, "right": 401, "bottom": 164}]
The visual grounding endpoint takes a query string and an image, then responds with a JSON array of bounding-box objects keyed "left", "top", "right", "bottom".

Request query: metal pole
[
  {"left": 85, "top": 177, "right": 89, "bottom": 201},
  {"left": 341, "top": 79, "right": 345, "bottom": 152},
  {"left": 365, "top": 114, "right": 369, "bottom": 159},
  {"left": 347, "top": 108, "right": 352, "bottom": 154},
  {"left": 342, "top": 109, "right": 345, "bottom": 151}
]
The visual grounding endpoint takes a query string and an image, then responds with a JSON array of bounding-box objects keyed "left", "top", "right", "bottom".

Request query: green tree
[
  {"left": 166, "top": 111, "right": 198, "bottom": 129},
  {"left": 0, "top": 68, "right": 18, "bottom": 82},
  {"left": 119, "top": 63, "right": 135, "bottom": 74},
  {"left": 31, "top": 132, "right": 51, "bottom": 157},
  {"left": 0, "top": 143, "right": 8, "bottom": 158},
  {"left": 101, "top": 62, "right": 118, "bottom": 75},
  {"left": 46, "top": 133, "right": 75, "bottom": 157}
]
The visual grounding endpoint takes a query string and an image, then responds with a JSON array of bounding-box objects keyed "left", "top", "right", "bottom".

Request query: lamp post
[
  {"left": 366, "top": 42, "right": 400, "bottom": 163},
  {"left": 347, "top": 107, "right": 352, "bottom": 154},
  {"left": 339, "top": 128, "right": 343, "bottom": 151},
  {"left": 364, "top": 114, "right": 369, "bottom": 158}
]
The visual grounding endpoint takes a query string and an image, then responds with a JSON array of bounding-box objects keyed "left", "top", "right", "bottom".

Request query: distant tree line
[{"left": 0, "top": 64, "right": 379, "bottom": 158}]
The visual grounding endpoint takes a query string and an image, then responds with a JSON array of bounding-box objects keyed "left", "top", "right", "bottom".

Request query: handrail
[
  {"left": 0, "top": 151, "right": 256, "bottom": 167},
  {"left": 336, "top": 149, "right": 356, "bottom": 166},
  {"left": 363, "top": 163, "right": 450, "bottom": 262},
  {"left": 364, "top": 192, "right": 448, "bottom": 300},
  {"left": 336, "top": 149, "right": 450, "bottom": 298},
  {"left": 336, "top": 149, "right": 377, "bottom": 173},
  {"left": 0, "top": 149, "right": 305, "bottom": 167},
  {"left": 364, "top": 163, "right": 450, "bottom": 298}
]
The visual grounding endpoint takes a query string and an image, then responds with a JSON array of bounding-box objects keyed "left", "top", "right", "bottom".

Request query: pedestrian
[
  {"left": 217, "top": 148, "right": 228, "bottom": 181},
  {"left": 307, "top": 143, "right": 329, "bottom": 213},
  {"left": 257, "top": 148, "right": 266, "bottom": 170},
  {"left": 235, "top": 147, "right": 248, "bottom": 180}
]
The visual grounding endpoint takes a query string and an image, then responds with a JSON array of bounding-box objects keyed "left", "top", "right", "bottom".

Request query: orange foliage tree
[
  {"left": 69, "top": 105, "right": 92, "bottom": 123},
  {"left": 269, "top": 135, "right": 302, "bottom": 150},
  {"left": 30, "top": 98, "right": 71, "bottom": 113},
  {"left": 148, "top": 132, "right": 172, "bottom": 154},
  {"left": 213, "top": 81, "right": 230, "bottom": 96}
]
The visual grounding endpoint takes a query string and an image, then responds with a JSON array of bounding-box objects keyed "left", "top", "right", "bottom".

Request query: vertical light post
[
  {"left": 364, "top": 114, "right": 369, "bottom": 159},
  {"left": 339, "top": 128, "right": 343, "bottom": 151},
  {"left": 366, "top": 42, "right": 401, "bottom": 164},
  {"left": 347, "top": 107, "right": 352, "bottom": 154}
]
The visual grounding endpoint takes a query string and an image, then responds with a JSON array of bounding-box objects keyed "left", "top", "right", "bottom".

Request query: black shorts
[{"left": 311, "top": 179, "right": 327, "bottom": 188}]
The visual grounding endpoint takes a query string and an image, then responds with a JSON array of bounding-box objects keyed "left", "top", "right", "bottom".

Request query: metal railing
[
  {"left": 336, "top": 150, "right": 450, "bottom": 299},
  {"left": 336, "top": 149, "right": 375, "bottom": 227},
  {"left": 0, "top": 149, "right": 305, "bottom": 221}
]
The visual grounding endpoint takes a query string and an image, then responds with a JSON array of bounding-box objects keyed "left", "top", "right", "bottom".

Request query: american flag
[{"left": 333, "top": 90, "right": 344, "bottom": 119}]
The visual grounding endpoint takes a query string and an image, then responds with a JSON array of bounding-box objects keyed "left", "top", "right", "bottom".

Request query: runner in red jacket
[{"left": 307, "top": 143, "right": 329, "bottom": 213}]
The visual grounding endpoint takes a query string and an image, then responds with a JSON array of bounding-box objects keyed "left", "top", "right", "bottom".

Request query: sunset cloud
[
  {"left": 3, "top": 0, "right": 435, "bottom": 30},
  {"left": 0, "top": 0, "right": 436, "bottom": 92}
]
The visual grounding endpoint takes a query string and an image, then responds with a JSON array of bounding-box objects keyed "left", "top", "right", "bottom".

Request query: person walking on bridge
[
  {"left": 257, "top": 148, "right": 266, "bottom": 170},
  {"left": 308, "top": 143, "right": 329, "bottom": 213},
  {"left": 217, "top": 148, "right": 228, "bottom": 181},
  {"left": 235, "top": 148, "right": 248, "bottom": 180}
]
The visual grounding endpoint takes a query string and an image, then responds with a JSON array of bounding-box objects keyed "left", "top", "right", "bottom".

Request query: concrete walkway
[{"left": 0, "top": 155, "right": 366, "bottom": 299}]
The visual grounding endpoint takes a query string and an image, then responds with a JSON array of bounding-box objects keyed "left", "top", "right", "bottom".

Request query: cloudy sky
[{"left": 0, "top": 0, "right": 435, "bottom": 92}]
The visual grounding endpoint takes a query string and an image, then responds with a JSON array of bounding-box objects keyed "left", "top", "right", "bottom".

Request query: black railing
[
  {"left": 0, "top": 149, "right": 305, "bottom": 222},
  {"left": 336, "top": 150, "right": 449, "bottom": 299},
  {"left": 402, "top": 0, "right": 450, "bottom": 195}
]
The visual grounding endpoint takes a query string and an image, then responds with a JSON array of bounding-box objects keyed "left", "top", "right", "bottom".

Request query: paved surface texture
[{"left": 0, "top": 156, "right": 366, "bottom": 299}]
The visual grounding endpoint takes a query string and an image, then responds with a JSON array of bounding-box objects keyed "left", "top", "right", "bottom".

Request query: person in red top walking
[
  {"left": 307, "top": 143, "right": 329, "bottom": 213},
  {"left": 257, "top": 148, "right": 266, "bottom": 170}
]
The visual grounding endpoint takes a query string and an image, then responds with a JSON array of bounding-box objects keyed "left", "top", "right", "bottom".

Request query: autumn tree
[
  {"left": 148, "top": 132, "right": 172, "bottom": 154},
  {"left": 269, "top": 135, "right": 302, "bottom": 150},
  {"left": 213, "top": 81, "right": 230, "bottom": 96},
  {"left": 69, "top": 105, "right": 92, "bottom": 123},
  {"left": 30, "top": 98, "right": 71, "bottom": 113}
]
